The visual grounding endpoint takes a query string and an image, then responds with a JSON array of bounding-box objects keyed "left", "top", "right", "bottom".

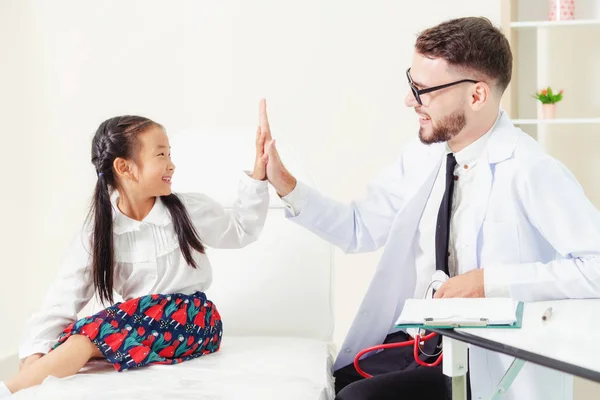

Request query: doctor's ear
[
  {"left": 113, "top": 157, "right": 135, "bottom": 180},
  {"left": 469, "top": 82, "right": 490, "bottom": 110}
]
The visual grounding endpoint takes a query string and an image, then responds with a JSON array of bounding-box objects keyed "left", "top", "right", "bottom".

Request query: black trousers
[{"left": 334, "top": 331, "right": 463, "bottom": 400}]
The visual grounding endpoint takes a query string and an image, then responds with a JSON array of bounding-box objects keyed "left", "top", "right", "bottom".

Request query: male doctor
[{"left": 260, "top": 17, "right": 600, "bottom": 400}]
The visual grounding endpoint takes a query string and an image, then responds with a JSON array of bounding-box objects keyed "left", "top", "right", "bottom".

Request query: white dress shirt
[
  {"left": 283, "top": 112, "right": 502, "bottom": 301},
  {"left": 414, "top": 118, "right": 497, "bottom": 299},
  {"left": 19, "top": 172, "right": 269, "bottom": 360}
]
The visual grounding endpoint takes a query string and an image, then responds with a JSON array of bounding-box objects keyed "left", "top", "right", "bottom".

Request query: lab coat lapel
[
  {"left": 463, "top": 161, "right": 492, "bottom": 270},
  {"left": 462, "top": 112, "right": 520, "bottom": 270}
]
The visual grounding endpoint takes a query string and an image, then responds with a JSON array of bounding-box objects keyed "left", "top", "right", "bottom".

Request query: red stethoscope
[
  {"left": 353, "top": 331, "right": 443, "bottom": 378},
  {"left": 353, "top": 271, "right": 449, "bottom": 378}
]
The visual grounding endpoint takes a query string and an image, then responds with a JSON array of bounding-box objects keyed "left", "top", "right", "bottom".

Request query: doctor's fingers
[
  {"left": 433, "top": 281, "right": 461, "bottom": 298},
  {"left": 265, "top": 139, "right": 280, "bottom": 159},
  {"left": 433, "top": 285, "right": 446, "bottom": 298}
]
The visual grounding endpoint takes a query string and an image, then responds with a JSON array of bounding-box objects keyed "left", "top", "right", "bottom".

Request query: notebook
[{"left": 395, "top": 298, "right": 523, "bottom": 329}]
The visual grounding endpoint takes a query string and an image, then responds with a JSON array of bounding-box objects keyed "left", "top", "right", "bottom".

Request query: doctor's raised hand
[{"left": 258, "top": 98, "right": 297, "bottom": 196}]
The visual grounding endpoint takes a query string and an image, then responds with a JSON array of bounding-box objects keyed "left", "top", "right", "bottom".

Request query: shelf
[
  {"left": 512, "top": 118, "right": 600, "bottom": 125},
  {"left": 510, "top": 19, "right": 600, "bottom": 28}
]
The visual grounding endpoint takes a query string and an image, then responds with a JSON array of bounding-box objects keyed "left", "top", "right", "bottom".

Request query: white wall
[{"left": 0, "top": 0, "right": 503, "bottom": 361}]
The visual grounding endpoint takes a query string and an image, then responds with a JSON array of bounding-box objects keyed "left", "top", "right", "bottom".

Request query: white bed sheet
[{"left": 12, "top": 336, "right": 336, "bottom": 400}]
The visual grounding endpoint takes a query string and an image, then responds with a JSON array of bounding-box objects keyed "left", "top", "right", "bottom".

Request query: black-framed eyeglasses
[{"left": 406, "top": 68, "right": 478, "bottom": 105}]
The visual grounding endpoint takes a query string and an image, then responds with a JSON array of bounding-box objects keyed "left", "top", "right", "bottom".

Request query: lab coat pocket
[{"left": 480, "top": 220, "right": 520, "bottom": 266}]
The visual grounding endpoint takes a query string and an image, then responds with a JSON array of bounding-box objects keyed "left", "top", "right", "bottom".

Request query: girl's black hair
[{"left": 88, "top": 116, "right": 205, "bottom": 304}]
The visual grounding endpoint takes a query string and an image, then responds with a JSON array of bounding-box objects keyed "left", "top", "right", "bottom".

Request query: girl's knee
[{"left": 65, "top": 334, "right": 100, "bottom": 357}]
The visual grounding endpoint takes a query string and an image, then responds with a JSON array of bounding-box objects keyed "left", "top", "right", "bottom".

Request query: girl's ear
[{"left": 113, "top": 157, "right": 133, "bottom": 180}]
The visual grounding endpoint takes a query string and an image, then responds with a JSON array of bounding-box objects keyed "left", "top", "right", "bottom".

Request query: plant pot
[
  {"left": 542, "top": 103, "right": 557, "bottom": 119},
  {"left": 549, "top": 0, "right": 575, "bottom": 21}
]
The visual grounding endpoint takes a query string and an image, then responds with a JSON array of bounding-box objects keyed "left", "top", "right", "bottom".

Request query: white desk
[{"left": 433, "top": 299, "right": 600, "bottom": 399}]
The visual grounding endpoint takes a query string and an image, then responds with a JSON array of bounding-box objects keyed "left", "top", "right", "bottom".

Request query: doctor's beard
[{"left": 419, "top": 109, "right": 466, "bottom": 145}]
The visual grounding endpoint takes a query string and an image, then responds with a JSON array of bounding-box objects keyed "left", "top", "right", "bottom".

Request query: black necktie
[
  {"left": 421, "top": 153, "right": 458, "bottom": 357},
  {"left": 435, "top": 153, "right": 457, "bottom": 276}
]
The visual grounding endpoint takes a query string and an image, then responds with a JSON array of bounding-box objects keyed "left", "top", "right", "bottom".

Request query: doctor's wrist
[{"left": 275, "top": 174, "right": 297, "bottom": 198}]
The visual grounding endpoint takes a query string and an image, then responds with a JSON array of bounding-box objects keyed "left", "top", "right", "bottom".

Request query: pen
[{"left": 541, "top": 307, "right": 553, "bottom": 321}]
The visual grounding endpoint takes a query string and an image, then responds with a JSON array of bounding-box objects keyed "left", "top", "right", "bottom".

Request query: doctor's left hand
[{"left": 433, "top": 269, "right": 485, "bottom": 298}]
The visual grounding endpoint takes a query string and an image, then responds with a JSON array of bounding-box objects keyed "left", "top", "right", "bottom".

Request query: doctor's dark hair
[
  {"left": 88, "top": 116, "right": 205, "bottom": 304},
  {"left": 415, "top": 17, "right": 513, "bottom": 92}
]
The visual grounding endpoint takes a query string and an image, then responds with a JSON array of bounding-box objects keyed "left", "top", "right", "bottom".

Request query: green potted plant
[{"left": 533, "top": 87, "right": 564, "bottom": 119}]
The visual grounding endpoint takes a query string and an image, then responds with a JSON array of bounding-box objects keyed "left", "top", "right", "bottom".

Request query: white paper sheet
[
  {"left": 12, "top": 336, "right": 336, "bottom": 400},
  {"left": 395, "top": 298, "right": 519, "bottom": 326}
]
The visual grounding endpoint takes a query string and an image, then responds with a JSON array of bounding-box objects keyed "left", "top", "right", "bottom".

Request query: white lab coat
[{"left": 286, "top": 112, "right": 600, "bottom": 400}]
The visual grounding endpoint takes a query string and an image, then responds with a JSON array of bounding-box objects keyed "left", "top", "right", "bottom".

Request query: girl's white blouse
[{"left": 19, "top": 173, "right": 269, "bottom": 360}]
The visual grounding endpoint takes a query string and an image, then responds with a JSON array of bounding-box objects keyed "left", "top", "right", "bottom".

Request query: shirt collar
[
  {"left": 111, "top": 194, "right": 171, "bottom": 235},
  {"left": 447, "top": 109, "right": 502, "bottom": 171}
]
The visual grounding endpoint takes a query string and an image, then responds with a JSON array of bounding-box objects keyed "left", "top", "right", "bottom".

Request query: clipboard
[{"left": 394, "top": 301, "right": 524, "bottom": 330}]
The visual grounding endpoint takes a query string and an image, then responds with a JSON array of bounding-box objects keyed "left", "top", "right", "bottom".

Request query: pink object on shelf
[
  {"left": 542, "top": 104, "right": 557, "bottom": 119},
  {"left": 549, "top": 0, "right": 575, "bottom": 21}
]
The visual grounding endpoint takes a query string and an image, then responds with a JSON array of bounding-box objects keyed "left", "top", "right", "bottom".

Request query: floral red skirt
[{"left": 51, "top": 291, "right": 222, "bottom": 372}]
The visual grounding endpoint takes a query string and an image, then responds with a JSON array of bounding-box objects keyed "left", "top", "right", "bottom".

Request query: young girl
[{"left": 1, "top": 108, "right": 271, "bottom": 397}]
